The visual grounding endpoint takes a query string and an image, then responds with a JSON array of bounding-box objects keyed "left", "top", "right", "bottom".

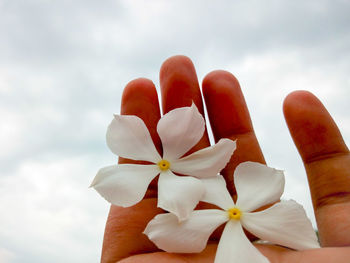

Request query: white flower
[
  {"left": 90, "top": 104, "right": 236, "bottom": 220},
  {"left": 144, "top": 162, "right": 320, "bottom": 263}
]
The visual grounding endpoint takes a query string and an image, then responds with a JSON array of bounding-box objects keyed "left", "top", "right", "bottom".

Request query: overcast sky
[{"left": 0, "top": 0, "right": 349, "bottom": 262}]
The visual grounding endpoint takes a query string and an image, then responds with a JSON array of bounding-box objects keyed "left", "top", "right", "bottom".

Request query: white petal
[
  {"left": 235, "top": 162, "right": 285, "bottom": 212},
  {"left": 144, "top": 210, "right": 228, "bottom": 253},
  {"left": 201, "top": 174, "right": 234, "bottom": 210},
  {"left": 106, "top": 114, "right": 161, "bottom": 163},
  {"left": 171, "top": 139, "right": 236, "bottom": 178},
  {"left": 241, "top": 200, "right": 320, "bottom": 250},
  {"left": 215, "top": 220, "right": 269, "bottom": 263},
  {"left": 157, "top": 103, "right": 205, "bottom": 160},
  {"left": 158, "top": 170, "right": 205, "bottom": 221},
  {"left": 91, "top": 164, "right": 159, "bottom": 207}
]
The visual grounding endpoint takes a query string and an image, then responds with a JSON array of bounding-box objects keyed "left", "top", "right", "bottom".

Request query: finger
[
  {"left": 202, "top": 70, "right": 266, "bottom": 196},
  {"left": 118, "top": 244, "right": 217, "bottom": 263},
  {"left": 119, "top": 78, "right": 162, "bottom": 197},
  {"left": 283, "top": 90, "right": 350, "bottom": 247},
  {"left": 118, "top": 245, "right": 350, "bottom": 263},
  {"left": 119, "top": 78, "right": 162, "bottom": 157},
  {"left": 159, "top": 56, "right": 226, "bottom": 241},
  {"left": 160, "top": 55, "right": 211, "bottom": 153},
  {"left": 102, "top": 79, "right": 162, "bottom": 262}
]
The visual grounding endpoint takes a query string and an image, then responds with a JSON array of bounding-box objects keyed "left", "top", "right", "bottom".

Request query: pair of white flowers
[{"left": 91, "top": 104, "right": 319, "bottom": 263}]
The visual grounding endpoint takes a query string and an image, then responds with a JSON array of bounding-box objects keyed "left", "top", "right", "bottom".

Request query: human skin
[{"left": 100, "top": 55, "right": 350, "bottom": 263}]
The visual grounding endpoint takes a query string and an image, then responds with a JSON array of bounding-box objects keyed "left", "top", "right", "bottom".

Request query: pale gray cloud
[{"left": 0, "top": 0, "right": 349, "bottom": 262}]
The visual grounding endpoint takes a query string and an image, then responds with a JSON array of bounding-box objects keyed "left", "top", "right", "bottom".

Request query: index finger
[{"left": 101, "top": 79, "right": 163, "bottom": 263}]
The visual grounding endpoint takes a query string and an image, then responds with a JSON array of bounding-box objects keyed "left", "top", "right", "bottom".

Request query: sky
[{"left": 0, "top": 0, "right": 349, "bottom": 262}]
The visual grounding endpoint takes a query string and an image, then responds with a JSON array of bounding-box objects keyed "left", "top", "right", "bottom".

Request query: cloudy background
[{"left": 0, "top": 0, "right": 349, "bottom": 262}]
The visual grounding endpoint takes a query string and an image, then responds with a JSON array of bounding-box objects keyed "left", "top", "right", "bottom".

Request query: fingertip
[
  {"left": 160, "top": 55, "right": 195, "bottom": 80},
  {"left": 282, "top": 90, "right": 348, "bottom": 162},
  {"left": 121, "top": 77, "right": 160, "bottom": 118},
  {"left": 202, "top": 70, "right": 239, "bottom": 95},
  {"left": 202, "top": 70, "right": 241, "bottom": 115},
  {"left": 159, "top": 55, "right": 202, "bottom": 114},
  {"left": 284, "top": 90, "right": 314, "bottom": 101},
  {"left": 202, "top": 69, "right": 253, "bottom": 138},
  {"left": 283, "top": 90, "right": 319, "bottom": 119},
  {"left": 122, "top": 78, "right": 158, "bottom": 106}
]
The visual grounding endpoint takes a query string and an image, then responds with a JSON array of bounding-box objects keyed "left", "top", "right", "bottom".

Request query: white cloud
[
  {"left": 0, "top": 0, "right": 349, "bottom": 261},
  {"left": 0, "top": 248, "right": 16, "bottom": 263},
  {"left": 0, "top": 154, "right": 110, "bottom": 263}
]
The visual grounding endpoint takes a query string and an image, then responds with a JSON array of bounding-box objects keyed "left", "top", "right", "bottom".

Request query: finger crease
[
  {"left": 316, "top": 191, "right": 350, "bottom": 208},
  {"left": 305, "top": 151, "right": 349, "bottom": 165}
]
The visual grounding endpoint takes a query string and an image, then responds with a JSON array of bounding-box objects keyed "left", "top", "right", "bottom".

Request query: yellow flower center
[
  {"left": 157, "top": 159, "right": 171, "bottom": 171},
  {"left": 227, "top": 207, "right": 241, "bottom": 220}
]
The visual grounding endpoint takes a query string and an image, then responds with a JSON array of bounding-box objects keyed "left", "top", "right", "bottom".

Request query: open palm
[{"left": 100, "top": 56, "right": 350, "bottom": 263}]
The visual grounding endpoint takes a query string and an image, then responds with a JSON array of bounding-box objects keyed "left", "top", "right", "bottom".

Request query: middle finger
[{"left": 160, "top": 55, "right": 211, "bottom": 154}]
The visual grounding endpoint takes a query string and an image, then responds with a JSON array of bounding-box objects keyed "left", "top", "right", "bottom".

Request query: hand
[{"left": 100, "top": 56, "right": 350, "bottom": 263}]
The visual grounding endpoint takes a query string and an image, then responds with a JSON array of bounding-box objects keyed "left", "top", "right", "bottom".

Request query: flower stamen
[
  {"left": 158, "top": 159, "right": 171, "bottom": 171},
  {"left": 227, "top": 207, "right": 241, "bottom": 220}
]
